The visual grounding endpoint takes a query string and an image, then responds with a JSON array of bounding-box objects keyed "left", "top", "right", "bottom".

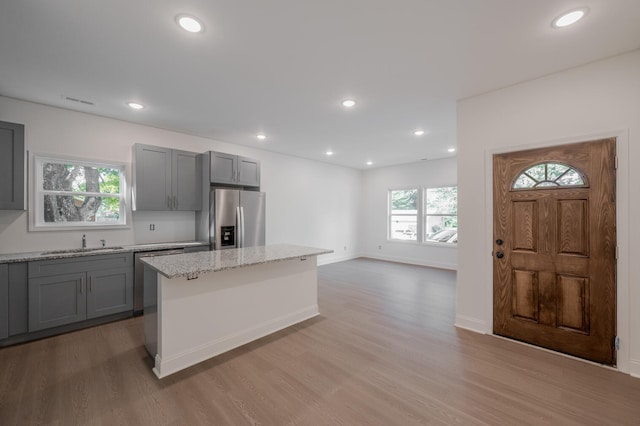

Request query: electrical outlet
[
  {"left": 344, "top": 246, "right": 347, "bottom": 251},
  {"left": 378, "top": 245, "right": 382, "bottom": 250},
  {"left": 149, "top": 223, "right": 156, "bottom": 231}
]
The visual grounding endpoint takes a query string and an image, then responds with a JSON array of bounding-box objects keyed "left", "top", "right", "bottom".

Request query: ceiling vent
[{"left": 62, "top": 95, "right": 95, "bottom": 106}]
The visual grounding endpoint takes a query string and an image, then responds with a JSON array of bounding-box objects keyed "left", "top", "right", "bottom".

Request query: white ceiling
[{"left": 1, "top": 1, "right": 639, "bottom": 169}]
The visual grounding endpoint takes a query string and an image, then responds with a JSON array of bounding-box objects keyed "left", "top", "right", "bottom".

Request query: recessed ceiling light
[
  {"left": 176, "top": 14, "right": 204, "bottom": 33},
  {"left": 366, "top": 161, "right": 373, "bottom": 166},
  {"left": 448, "top": 148, "right": 456, "bottom": 153},
  {"left": 257, "top": 134, "right": 266, "bottom": 140},
  {"left": 552, "top": 8, "right": 588, "bottom": 28},
  {"left": 126, "top": 101, "right": 144, "bottom": 110},
  {"left": 326, "top": 150, "right": 334, "bottom": 156},
  {"left": 413, "top": 129, "right": 425, "bottom": 136},
  {"left": 341, "top": 99, "right": 356, "bottom": 108}
]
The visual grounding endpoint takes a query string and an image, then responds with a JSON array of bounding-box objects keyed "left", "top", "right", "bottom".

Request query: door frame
[{"left": 482, "top": 130, "right": 630, "bottom": 373}]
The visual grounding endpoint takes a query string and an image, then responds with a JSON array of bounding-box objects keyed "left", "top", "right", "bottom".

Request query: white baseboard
[
  {"left": 317, "top": 253, "right": 362, "bottom": 266},
  {"left": 630, "top": 359, "right": 640, "bottom": 379},
  {"left": 153, "top": 305, "right": 319, "bottom": 379},
  {"left": 454, "top": 315, "right": 488, "bottom": 334},
  {"left": 360, "top": 253, "right": 457, "bottom": 271}
]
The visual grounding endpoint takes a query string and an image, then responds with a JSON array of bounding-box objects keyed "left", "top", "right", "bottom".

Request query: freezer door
[
  {"left": 213, "top": 189, "right": 240, "bottom": 250},
  {"left": 239, "top": 191, "right": 266, "bottom": 247}
]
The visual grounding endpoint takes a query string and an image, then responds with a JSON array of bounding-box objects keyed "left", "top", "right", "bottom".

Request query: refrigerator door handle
[
  {"left": 239, "top": 206, "right": 245, "bottom": 248},
  {"left": 236, "top": 207, "right": 244, "bottom": 248}
]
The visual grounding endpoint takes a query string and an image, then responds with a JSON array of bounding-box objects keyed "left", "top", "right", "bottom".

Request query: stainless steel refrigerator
[{"left": 210, "top": 188, "right": 265, "bottom": 250}]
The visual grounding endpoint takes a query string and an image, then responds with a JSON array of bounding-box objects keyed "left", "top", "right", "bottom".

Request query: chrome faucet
[{"left": 82, "top": 234, "right": 87, "bottom": 249}]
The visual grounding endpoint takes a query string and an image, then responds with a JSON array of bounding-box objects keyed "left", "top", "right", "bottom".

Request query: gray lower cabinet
[
  {"left": 0, "top": 263, "right": 28, "bottom": 339},
  {"left": 28, "top": 272, "right": 86, "bottom": 331},
  {"left": 0, "top": 264, "right": 8, "bottom": 339},
  {"left": 87, "top": 268, "right": 133, "bottom": 319},
  {"left": 0, "top": 120, "right": 26, "bottom": 210},
  {"left": 28, "top": 254, "right": 133, "bottom": 332},
  {"left": 133, "top": 143, "right": 201, "bottom": 211},
  {"left": 210, "top": 151, "right": 260, "bottom": 187}
]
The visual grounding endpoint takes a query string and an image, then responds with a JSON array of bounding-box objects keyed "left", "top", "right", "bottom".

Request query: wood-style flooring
[{"left": 1, "top": 258, "right": 639, "bottom": 425}]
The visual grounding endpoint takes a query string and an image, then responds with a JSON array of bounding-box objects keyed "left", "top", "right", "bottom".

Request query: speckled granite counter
[
  {"left": 0, "top": 241, "right": 210, "bottom": 264},
  {"left": 141, "top": 244, "right": 333, "bottom": 279}
]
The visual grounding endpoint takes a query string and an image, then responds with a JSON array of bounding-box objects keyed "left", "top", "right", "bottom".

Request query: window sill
[
  {"left": 386, "top": 239, "right": 457, "bottom": 248},
  {"left": 30, "top": 224, "right": 131, "bottom": 232},
  {"left": 421, "top": 241, "right": 457, "bottom": 249}
]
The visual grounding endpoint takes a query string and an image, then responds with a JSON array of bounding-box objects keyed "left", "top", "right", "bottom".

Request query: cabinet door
[
  {"left": 210, "top": 152, "right": 238, "bottom": 185},
  {"left": 28, "top": 273, "right": 87, "bottom": 331},
  {"left": 237, "top": 156, "right": 260, "bottom": 187},
  {"left": 133, "top": 144, "right": 172, "bottom": 210},
  {"left": 87, "top": 267, "right": 133, "bottom": 319},
  {"left": 0, "top": 121, "right": 25, "bottom": 210},
  {"left": 8, "top": 263, "right": 28, "bottom": 336},
  {"left": 172, "top": 150, "right": 202, "bottom": 211},
  {"left": 0, "top": 264, "right": 8, "bottom": 340}
]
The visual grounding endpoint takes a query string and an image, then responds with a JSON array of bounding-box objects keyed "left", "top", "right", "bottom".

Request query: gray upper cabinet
[
  {"left": 133, "top": 144, "right": 171, "bottom": 211},
  {"left": 0, "top": 121, "right": 26, "bottom": 210},
  {"left": 28, "top": 253, "right": 133, "bottom": 332},
  {"left": 210, "top": 152, "right": 237, "bottom": 185},
  {"left": 173, "top": 150, "right": 202, "bottom": 210},
  {"left": 210, "top": 151, "right": 260, "bottom": 188},
  {"left": 238, "top": 156, "right": 261, "bottom": 187},
  {"left": 133, "top": 144, "right": 201, "bottom": 211}
]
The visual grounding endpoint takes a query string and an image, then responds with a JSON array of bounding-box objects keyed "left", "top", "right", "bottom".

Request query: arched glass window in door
[{"left": 512, "top": 162, "right": 587, "bottom": 190}]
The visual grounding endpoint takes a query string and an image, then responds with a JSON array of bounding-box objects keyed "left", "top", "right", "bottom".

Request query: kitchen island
[{"left": 141, "top": 244, "right": 332, "bottom": 378}]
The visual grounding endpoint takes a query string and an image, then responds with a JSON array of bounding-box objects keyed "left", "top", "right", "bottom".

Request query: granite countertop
[
  {"left": 0, "top": 241, "right": 210, "bottom": 264},
  {"left": 141, "top": 244, "right": 333, "bottom": 279}
]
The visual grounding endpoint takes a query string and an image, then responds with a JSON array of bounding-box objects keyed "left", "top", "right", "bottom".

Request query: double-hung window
[
  {"left": 34, "top": 155, "right": 127, "bottom": 229},
  {"left": 388, "top": 186, "right": 457, "bottom": 244},
  {"left": 389, "top": 189, "right": 419, "bottom": 241},
  {"left": 424, "top": 186, "right": 457, "bottom": 244}
]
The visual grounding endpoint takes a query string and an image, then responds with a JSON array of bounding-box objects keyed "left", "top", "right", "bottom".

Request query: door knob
[
  {"left": 495, "top": 251, "right": 504, "bottom": 259},
  {"left": 496, "top": 239, "right": 504, "bottom": 246}
]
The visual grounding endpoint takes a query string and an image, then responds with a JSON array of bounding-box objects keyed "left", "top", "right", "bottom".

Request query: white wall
[
  {"left": 0, "top": 96, "right": 362, "bottom": 264},
  {"left": 456, "top": 50, "right": 640, "bottom": 377},
  {"left": 360, "top": 158, "right": 457, "bottom": 270}
]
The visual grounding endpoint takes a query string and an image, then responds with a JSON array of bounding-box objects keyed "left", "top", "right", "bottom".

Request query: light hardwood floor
[{"left": 1, "top": 258, "right": 639, "bottom": 425}]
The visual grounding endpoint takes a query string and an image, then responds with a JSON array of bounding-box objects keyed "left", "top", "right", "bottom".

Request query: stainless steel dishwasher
[{"left": 133, "top": 249, "right": 186, "bottom": 315}]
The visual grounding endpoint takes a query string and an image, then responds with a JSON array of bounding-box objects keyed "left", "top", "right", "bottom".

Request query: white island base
[{"left": 144, "top": 255, "right": 320, "bottom": 378}]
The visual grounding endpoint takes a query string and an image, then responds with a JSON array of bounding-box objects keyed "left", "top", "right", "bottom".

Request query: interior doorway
[{"left": 492, "top": 138, "right": 617, "bottom": 365}]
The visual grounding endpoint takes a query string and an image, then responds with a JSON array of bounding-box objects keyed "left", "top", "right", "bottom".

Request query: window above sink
[{"left": 32, "top": 155, "right": 128, "bottom": 230}]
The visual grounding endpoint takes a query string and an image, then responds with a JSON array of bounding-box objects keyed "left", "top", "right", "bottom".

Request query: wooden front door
[{"left": 493, "top": 139, "right": 616, "bottom": 365}]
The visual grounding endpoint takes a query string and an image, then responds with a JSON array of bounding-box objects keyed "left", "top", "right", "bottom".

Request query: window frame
[
  {"left": 423, "top": 185, "right": 458, "bottom": 245},
  {"left": 511, "top": 161, "right": 589, "bottom": 190},
  {"left": 388, "top": 188, "right": 421, "bottom": 242},
  {"left": 387, "top": 185, "right": 458, "bottom": 246},
  {"left": 33, "top": 154, "right": 128, "bottom": 230}
]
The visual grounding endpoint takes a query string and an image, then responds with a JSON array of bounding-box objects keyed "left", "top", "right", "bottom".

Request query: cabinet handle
[
  {"left": 80, "top": 277, "right": 84, "bottom": 294},
  {"left": 89, "top": 276, "right": 93, "bottom": 292}
]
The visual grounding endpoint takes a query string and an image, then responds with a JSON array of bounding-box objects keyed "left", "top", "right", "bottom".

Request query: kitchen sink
[{"left": 42, "top": 246, "right": 125, "bottom": 255}]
